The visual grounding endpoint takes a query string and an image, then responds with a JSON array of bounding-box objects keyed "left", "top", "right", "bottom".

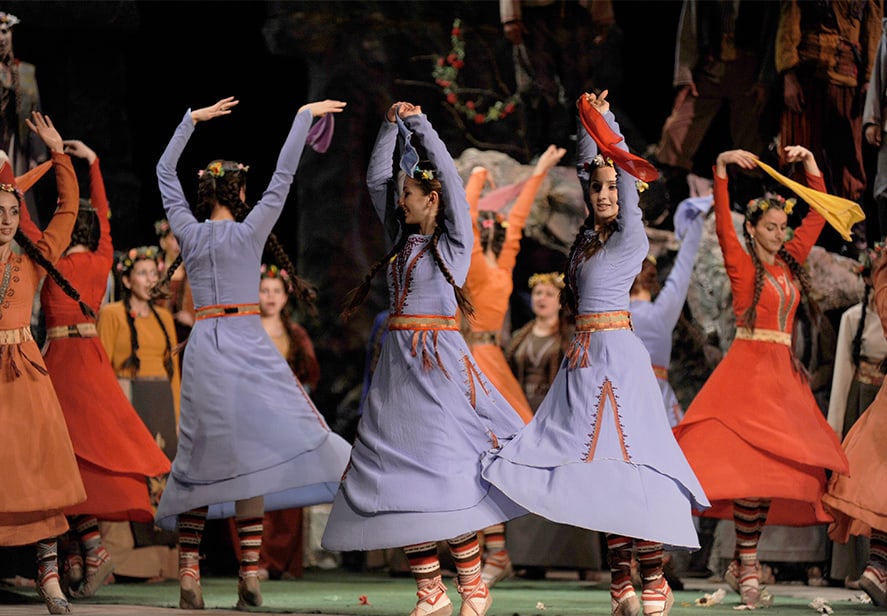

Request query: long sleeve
[
  {"left": 827, "top": 304, "right": 860, "bottom": 436},
  {"left": 465, "top": 168, "right": 489, "bottom": 293},
  {"left": 156, "top": 110, "right": 199, "bottom": 242},
  {"left": 783, "top": 170, "right": 826, "bottom": 265},
  {"left": 713, "top": 171, "right": 754, "bottom": 301},
  {"left": 405, "top": 113, "right": 472, "bottom": 285},
  {"left": 652, "top": 213, "right": 704, "bottom": 332},
  {"left": 90, "top": 157, "right": 114, "bottom": 269},
  {"left": 498, "top": 171, "right": 546, "bottom": 271},
  {"left": 38, "top": 151, "right": 79, "bottom": 265},
  {"left": 97, "top": 302, "right": 125, "bottom": 367},
  {"left": 366, "top": 120, "right": 400, "bottom": 243}
]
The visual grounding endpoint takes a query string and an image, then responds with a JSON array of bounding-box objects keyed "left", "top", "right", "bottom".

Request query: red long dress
[
  {"left": 673, "top": 168, "right": 849, "bottom": 525},
  {"left": 463, "top": 168, "right": 547, "bottom": 424},
  {"left": 0, "top": 152, "right": 86, "bottom": 545},
  {"left": 823, "top": 253, "right": 887, "bottom": 541},
  {"left": 19, "top": 157, "right": 171, "bottom": 522}
]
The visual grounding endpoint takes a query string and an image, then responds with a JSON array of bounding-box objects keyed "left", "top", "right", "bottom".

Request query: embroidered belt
[
  {"left": 0, "top": 326, "right": 33, "bottom": 345},
  {"left": 46, "top": 323, "right": 97, "bottom": 340},
  {"left": 466, "top": 330, "right": 499, "bottom": 346},
  {"left": 575, "top": 310, "right": 633, "bottom": 332},
  {"left": 652, "top": 364, "right": 668, "bottom": 380},
  {"left": 195, "top": 303, "right": 260, "bottom": 321},
  {"left": 857, "top": 360, "right": 885, "bottom": 386},
  {"left": 734, "top": 327, "right": 791, "bottom": 346},
  {"left": 387, "top": 314, "right": 458, "bottom": 331}
]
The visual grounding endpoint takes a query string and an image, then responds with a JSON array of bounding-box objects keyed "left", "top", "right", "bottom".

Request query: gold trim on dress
[
  {"left": 387, "top": 314, "right": 458, "bottom": 331},
  {"left": 857, "top": 360, "right": 885, "bottom": 386},
  {"left": 575, "top": 310, "right": 633, "bottom": 332},
  {"left": 195, "top": 303, "right": 260, "bottom": 321},
  {"left": 46, "top": 322, "right": 97, "bottom": 340},
  {"left": 466, "top": 330, "right": 500, "bottom": 346},
  {"left": 652, "top": 364, "right": 668, "bottom": 380},
  {"left": 734, "top": 327, "right": 791, "bottom": 346},
  {"left": 0, "top": 326, "right": 33, "bottom": 345}
]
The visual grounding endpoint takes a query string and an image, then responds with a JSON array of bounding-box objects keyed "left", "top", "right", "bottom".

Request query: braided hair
[
  {"left": 157, "top": 160, "right": 316, "bottom": 315},
  {"left": 68, "top": 198, "right": 99, "bottom": 252},
  {"left": 341, "top": 161, "right": 474, "bottom": 320},
  {"left": 1, "top": 186, "right": 95, "bottom": 319},
  {"left": 477, "top": 211, "right": 507, "bottom": 258},
  {"left": 852, "top": 283, "right": 872, "bottom": 368},
  {"left": 740, "top": 195, "right": 820, "bottom": 331},
  {"left": 118, "top": 248, "right": 174, "bottom": 380}
]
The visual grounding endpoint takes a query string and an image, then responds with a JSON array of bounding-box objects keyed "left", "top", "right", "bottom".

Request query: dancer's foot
[
  {"left": 70, "top": 552, "right": 113, "bottom": 599},
  {"left": 611, "top": 587, "right": 640, "bottom": 616},
  {"left": 236, "top": 572, "right": 263, "bottom": 609},
  {"left": 480, "top": 550, "right": 513, "bottom": 588},
  {"left": 641, "top": 578, "right": 673, "bottom": 616},
  {"left": 860, "top": 563, "right": 887, "bottom": 607},
  {"left": 456, "top": 578, "right": 491, "bottom": 616},
  {"left": 409, "top": 576, "right": 452, "bottom": 616},
  {"left": 60, "top": 554, "right": 83, "bottom": 597},
  {"left": 37, "top": 575, "right": 71, "bottom": 614},
  {"left": 179, "top": 562, "right": 204, "bottom": 610}
]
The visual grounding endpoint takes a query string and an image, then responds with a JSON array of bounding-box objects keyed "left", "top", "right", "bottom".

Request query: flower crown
[
  {"left": 116, "top": 245, "right": 162, "bottom": 275},
  {"left": 851, "top": 242, "right": 886, "bottom": 275},
  {"left": 154, "top": 219, "right": 171, "bottom": 238},
  {"left": 747, "top": 192, "right": 796, "bottom": 217},
  {"left": 528, "top": 272, "right": 565, "bottom": 290},
  {"left": 479, "top": 212, "right": 510, "bottom": 230},
  {"left": 260, "top": 263, "right": 294, "bottom": 293},
  {"left": 0, "top": 183, "right": 22, "bottom": 200},
  {"left": 590, "top": 154, "right": 614, "bottom": 169},
  {"left": 0, "top": 12, "right": 20, "bottom": 27},
  {"left": 413, "top": 167, "right": 436, "bottom": 181},
  {"left": 198, "top": 161, "right": 249, "bottom": 179}
]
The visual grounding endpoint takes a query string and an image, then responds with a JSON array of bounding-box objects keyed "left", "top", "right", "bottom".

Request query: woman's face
[
  {"left": 259, "top": 277, "right": 287, "bottom": 318},
  {"left": 747, "top": 208, "right": 789, "bottom": 258},
  {"left": 0, "top": 191, "right": 19, "bottom": 248},
  {"left": 399, "top": 175, "right": 438, "bottom": 229},
  {"left": 589, "top": 166, "right": 619, "bottom": 225},
  {"left": 531, "top": 282, "right": 561, "bottom": 320},
  {"left": 123, "top": 259, "right": 159, "bottom": 302}
]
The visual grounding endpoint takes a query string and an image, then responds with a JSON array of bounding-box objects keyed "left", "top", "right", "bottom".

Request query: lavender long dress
[
  {"left": 322, "top": 113, "right": 526, "bottom": 551},
  {"left": 482, "top": 110, "right": 709, "bottom": 549},
  {"left": 153, "top": 108, "right": 351, "bottom": 530}
]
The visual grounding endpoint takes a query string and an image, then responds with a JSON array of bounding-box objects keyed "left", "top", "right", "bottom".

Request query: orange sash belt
[
  {"left": 388, "top": 314, "right": 457, "bottom": 375},
  {"left": 734, "top": 327, "right": 791, "bottom": 346},
  {"left": 652, "top": 364, "right": 668, "bottom": 380},
  {"left": 857, "top": 360, "right": 885, "bottom": 387},
  {"left": 0, "top": 326, "right": 33, "bottom": 345},
  {"left": 195, "top": 303, "right": 260, "bottom": 321},
  {"left": 569, "top": 310, "right": 632, "bottom": 369},
  {"left": 46, "top": 323, "right": 97, "bottom": 340},
  {"left": 466, "top": 330, "right": 500, "bottom": 346},
  {"left": 388, "top": 314, "right": 458, "bottom": 331}
]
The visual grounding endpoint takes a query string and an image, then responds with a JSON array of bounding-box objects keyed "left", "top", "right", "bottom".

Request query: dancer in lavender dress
[
  {"left": 154, "top": 96, "right": 350, "bottom": 610},
  {"left": 482, "top": 91, "right": 709, "bottom": 616},
  {"left": 629, "top": 194, "right": 710, "bottom": 427},
  {"left": 323, "top": 101, "right": 526, "bottom": 616}
]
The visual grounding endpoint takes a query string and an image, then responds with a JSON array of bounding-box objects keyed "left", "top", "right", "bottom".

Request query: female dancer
[
  {"left": 628, "top": 195, "right": 709, "bottom": 427},
  {"left": 324, "top": 101, "right": 526, "bottom": 616},
  {"left": 154, "top": 96, "right": 350, "bottom": 610},
  {"left": 482, "top": 91, "right": 708, "bottom": 616},
  {"left": 0, "top": 112, "right": 88, "bottom": 614},
  {"left": 153, "top": 217, "right": 194, "bottom": 357},
  {"left": 823, "top": 245, "right": 887, "bottom": 607},
  {"left": 16, "top": 140, "right": 171, "bottom": 599},
  {"left": 463, "top": 145, "right": 564, "bottom": 587},
  {"left": 672, "top": 146, "right": 850, "bottom": 607}
]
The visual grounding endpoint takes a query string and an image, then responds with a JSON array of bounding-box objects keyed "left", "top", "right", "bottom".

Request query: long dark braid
[
  {"left": 158, "top": 160, "right": 316, "bottom": 314},
  {"left": 740, "top": 225, "right": 767, "bottom": 331},
  {"left": 561, "top": 214, "right": 618, "bottom": 315},
  {"left": 428, "top": 207, "right": 474, "bottom": 317},
  {"left": 852, "top": 283, "right": 872, "bottom": 368},
  {"left": 341, "top": 231, "right": 407, "bottom": 321},
  {"left": 14, "top": 229, "right": 96, "bottom": 319},
  {"left": 121, "top": 294, "right": 174, "bottom": 380}
]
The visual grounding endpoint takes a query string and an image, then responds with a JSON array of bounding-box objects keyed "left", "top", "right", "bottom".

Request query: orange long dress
[
  {"left": 0, "top": 151, "right": 86, "bottom": 546},
  {"left": 17, "top": 157, "right": 171, "bottom": 523},
  {"left": 463, "top": 168, "right": 547, "bottom": 424},
  {"left": 823, "top": 253, "right": 887, "bottom": 542},
  {"left": 673, "top": 169, "right": 849, "bottom": 526}
]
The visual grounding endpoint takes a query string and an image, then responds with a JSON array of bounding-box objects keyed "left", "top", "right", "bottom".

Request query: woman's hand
[
  {"left": 191, "top": 97, "right": 239, "bottom": 125},
  {"left": 299, "top": 99, "right": 347, "bottom": 118},
  {"left": 580, "top": 89, "right": 610, "bottom": 115},
  {"left": 783, "top": 144, "right": 820, "bottom": 175},
  {"left": 25, "top": 111, "right": 63, "bottom": 153},
  {"left": 62, "top": 140, "right": 97, "bottom": 165},
  {"left": 534, "top": 144, "right": 567, "bottom": 175},
  {"left": 715, "top": 149, "right": 758, "bottom": 178}
]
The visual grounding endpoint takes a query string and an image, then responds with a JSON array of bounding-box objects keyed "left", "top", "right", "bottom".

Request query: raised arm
[
  {"left": 406, "top": 111, "right": 472, "bottom": 284},
  {"left": 156, "top": 109, "right": 201, "bottom": 239},
  {"left": 366, "top": 118, "right": 400, "bottom": 243},
  {"left": 464, "top": 166, "right": 490, "bottom": 291},
  {"left": 65, "top": 140, "right": 112, "bottom": 266},
  {"left": 652, "top": 203, "right": 705, "bottom": 330},
  {"left": 781, "top": 145, "right": 826, "bottom": 264},
  {"left": 713, "top": 150, "right": 757, "bottom": 286}
]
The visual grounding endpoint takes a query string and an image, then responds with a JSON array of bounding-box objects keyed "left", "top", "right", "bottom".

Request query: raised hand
[
  {"left": 25, "top": 111, "right": 63, "bottom": 153},
  {"left": 715, "top": 149, "right": 758, "bottom": 178},
  {"left": 190, "top": 96, "right": 239, "bottom": 125},
  {"left": 782, "top": 144, "right": 820, "bottom": 175},
  {"left": 298, "top": 99, "right": 347, "bottom": 118},
  {"left": 62, "top": 140, "right": 97, "bottom": 165},
  {"left": 534, "top": 144, "right": 567, "bottom": 175}
]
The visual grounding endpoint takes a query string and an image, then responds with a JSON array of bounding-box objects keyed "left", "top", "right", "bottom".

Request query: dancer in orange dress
[
  {"left": 673, "top": 146, "right": 850, "bottom": 607},
  {"left": 823, "top": 245, "right": 887, "bottom": 607},
  {"left": 0, "top": 111, "right": 88, "bottom": 614},
  {"left": 462, "top": 145, "right": 564, "bottom": 587},
  {"left": 16, "top": 140, "right": 172, "bottom": 600}
]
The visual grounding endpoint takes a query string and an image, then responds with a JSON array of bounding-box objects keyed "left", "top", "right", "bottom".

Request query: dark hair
[
  {"left": 157, "top": 159, "right": 317, "bottom": 315},
  {"left": 342, "top": 160, "right": 474, "bottom": 320},
  {"left": 740, "top": 200, "right": 820, "bottom": 331},
  {"left": 477, "top": 211, "right": 507, "bottom": 257},
  {"left": 68, "top": 199, "right": 99, "bottom": 252},
  {"left": 630, "top": 258, "right": 660, "bottom": 297},
  {"left": 852, "top": 282, "right": 872, "bottom": 368},
  {"left": 118, "top": 253, "right": 174, "bottom": 379}
]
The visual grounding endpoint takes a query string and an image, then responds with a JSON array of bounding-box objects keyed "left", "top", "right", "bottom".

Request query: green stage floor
[{"left": 0, "top": 569, "right": 876, "bottom": 615}]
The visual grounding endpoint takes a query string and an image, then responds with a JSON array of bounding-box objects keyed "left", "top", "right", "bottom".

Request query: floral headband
[
  {"left": 154, "top": 219, "right": 171, "bottom": 238},
  {"left": 260, "top": 263, "right": 293, "bottom": 292},
  {"left": 198, "top": 161, "right": 249, "bottom": 179},
  {"left": 747, "top": 192, "right": 796, "bottom": 217},
  {"left": 479, "top": 212, "right": 509, "bottom": 230},
  {"left": 851, "top": 242, "right": 885, "bottom": 275},
  {"left": 0, "top": 183, "right": 22, "bottom": 200},
  {"left": 528, "top": 272, "right": 565, "bottom": 290},
  {"left": 116, "top": 245, "right": 163, "bottom": 275},
  {"left": 0, "top": 12, "right": 20, "bottom": 27},
  {"left": 584, "top": 155, "right": 648, "bottom": 193}
]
